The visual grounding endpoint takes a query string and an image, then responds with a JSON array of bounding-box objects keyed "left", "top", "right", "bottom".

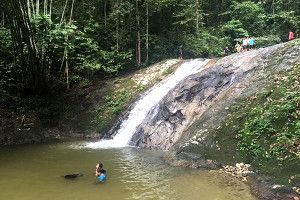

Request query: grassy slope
[
  {"left": 181, "top": 63, "right": 300, "bottom": 187},
  {"left": 81, "top": 59, "right": 183, "bottom": 135}
]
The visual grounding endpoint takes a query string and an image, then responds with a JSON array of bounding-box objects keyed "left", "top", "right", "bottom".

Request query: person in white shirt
[{"left": 242, "top": 37, "right": 248, "bottom": 52}]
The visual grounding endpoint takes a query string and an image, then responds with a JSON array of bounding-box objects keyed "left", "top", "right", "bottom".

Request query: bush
[
  {"left": 184, "top": 31, "right": 226, "bottom": 57},
  {"left": 220, "top": 20, "right": 249, "bottom": 44},
  {"left": 254, "top": 35, "right": 282, "bottom": 48},
  {"left": 230, "top": 1, "right": 267, "bottom": 36},
  {"left": 148, "top": 35, "right": 177, "bottom": 63},
  {"left": 237, "top": 65, "right": 300, "bottom": 163}
]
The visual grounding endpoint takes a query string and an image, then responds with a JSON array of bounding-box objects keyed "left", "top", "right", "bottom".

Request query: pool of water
[{"left": 0, "top": 142, "right": 256, "bottom": 200}]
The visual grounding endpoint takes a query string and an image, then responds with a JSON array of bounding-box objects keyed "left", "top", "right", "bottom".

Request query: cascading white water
[{"left": 85, "top": 59, "right": 210, "bottom": 149}]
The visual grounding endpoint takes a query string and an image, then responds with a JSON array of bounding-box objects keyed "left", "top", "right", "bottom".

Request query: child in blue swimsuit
[{"left": 95, "top": 163, "right": 107, "bottom": 182}]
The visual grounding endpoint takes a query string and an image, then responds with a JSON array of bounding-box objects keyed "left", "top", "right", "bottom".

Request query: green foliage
[
  {"left": 98, "top": 49, "right": 133, "bottom": 74},
  {"left": 184, "top": 31, "right": 226, "bottom": 57},
  {"left": 1, "top": 0, "right": 300, "bottom": 97},
  {"left": 230, "top": 1, "right": 267, "bottom": 36},
  {"left": 0, "top": 28, "right": 14, "bottom": 102},
  {"left": 148, "top": 35, "right": 177, "bottom": 63},
  {"left": 161, "top": 66, "right": 174, "bottom": 76},
  {"left": 0, "top": 71, "right": 9, "bottom": 103},
  {"left": 254, "top": 35, "right": 282, "bottom": 48},
  {"left": 0, "top": 28, "right": 12, "bottom": 51},
  {"left": 91, "top": 79, "right": 144, "bottom": 132},
  {"left": 173, "top": 0, "right": 203, "bottom": 34},
  {"left": 238, "top": 80, "right": 300, "bottom": 161},
  {"left": 220, "top": 20, "right": 249, "bottom": 44},
  {"left": 47, "top": 23, "right": 100, "bottom": 71},
  {"left": 237, "top": 69, "right": 300, "bottom": 163},
  {"left": 271, "top": 11, "right": 300, "bottom": 41},
  {"left": 103, "top": 89, "right": 130, "bottom": 115},
  {"left": 1, "top": 0, "right": 300, "bottom": 138},
  {"left": 193, "top": 64, "right": 300, "bottom": 182}
]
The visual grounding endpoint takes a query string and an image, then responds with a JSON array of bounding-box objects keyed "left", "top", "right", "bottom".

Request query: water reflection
[{"left": 116, "top": 148, "right": 174, "bottom": 199}]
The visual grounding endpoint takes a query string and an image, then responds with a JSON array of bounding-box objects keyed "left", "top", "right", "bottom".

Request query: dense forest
[{"left": 0, "top": 0, "right": 300, "bottom": 98}]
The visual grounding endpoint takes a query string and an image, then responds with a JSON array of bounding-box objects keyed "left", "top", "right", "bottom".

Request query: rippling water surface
[{"left": 0, "top": 142, "right": 256, "bottom": 200}]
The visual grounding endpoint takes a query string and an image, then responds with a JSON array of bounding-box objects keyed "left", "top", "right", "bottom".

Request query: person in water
[
  {"left": 95, "top": 162, "right": 107, "bottom": 182},
  {"left": 95, "top": 163, "right": 105, "bottom": 176}
]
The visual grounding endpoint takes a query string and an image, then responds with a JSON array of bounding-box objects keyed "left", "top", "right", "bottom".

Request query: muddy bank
[{"left": 164, "top": 151, "right": 299, "bottom": 200}]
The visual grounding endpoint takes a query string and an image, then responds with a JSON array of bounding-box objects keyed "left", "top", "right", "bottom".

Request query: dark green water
[{"left": 0, "top": 142, "right": 256, "bottom": 200}]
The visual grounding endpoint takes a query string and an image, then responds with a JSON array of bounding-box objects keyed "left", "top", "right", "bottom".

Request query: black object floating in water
[{"left": 63, "top": 173, "right": 83, "bottom": 180}]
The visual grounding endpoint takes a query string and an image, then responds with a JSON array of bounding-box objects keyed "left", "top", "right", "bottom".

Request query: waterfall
[{"left": 85, "top": 59, "right": 210, "bottom": 149}]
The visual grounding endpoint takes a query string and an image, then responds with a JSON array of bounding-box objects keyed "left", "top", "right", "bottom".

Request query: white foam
[{"left": 85, "top": 59, "right": 210, "bottom": 149}]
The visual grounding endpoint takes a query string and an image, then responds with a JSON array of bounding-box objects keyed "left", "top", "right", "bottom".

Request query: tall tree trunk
[
  {"left": 1, "top": 0, "right": 51, "bottom": 92},
  {"left": 116, "top": 23, "right": 119, "bottom": 51},
  {"left": 64, "top": 0, "right": 75, "bottom": 89},
  {"left": 42, "top": 0, "right": 49, "bottom": 73},
  {"left": 146, "top": 0, "right": 149, "bottom": 64},
  {"left": 272, "top": 0, "right": 275, "bottom": 15},
  {"left": 10, "top": 0, "right": 40, "bottom": 91},
  {"left": 69, "top": 0, "right": 75, "bottom": 22},
  {"left": 44, "top": 0, "right": 48, "bottom": 15},
  {"left": 65, "top": 50, "right": 69, "bottom": 89},
  {"left": 49, "top": 0, "right": 53, "bottom": 17},
  {"left": 17, "top": 0, "right": 38, "bottom": 57},
  {"left": 1, "top": 11, "right": 4, "bottom": 27},
  {"left": 195, "top": 0, "right": 199, "bottom": 34},
  {"left": 10, "top": 19, "right": 25, "bottom": 69},
  {"left": 36, "top": 0, "right": 39, "bottom": 15},
  {"left": 116, "top": 0, "right": 119, "bottom": 52},
  {"left": 104, "top": 0, "right": 107, "bottom": 28},
  {"left": 60, "top": 0, "right": 68, "bottom": 25},
  {"left": 135, "top": 0, "right": 141, "bottom": 68},
  {"left": 27, "top": 0, "right": 31, "bottom": 18},
  {"left": 221, "top": 0, "right": 225, "bottom": 22},
  {"left": 30, "top": 0, "right": 35, "bottom": 19}
]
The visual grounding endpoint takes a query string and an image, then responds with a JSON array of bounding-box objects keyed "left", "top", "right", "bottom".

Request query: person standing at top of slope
[
  {"left": 178, "top": 45, "right": 183, "bottom": 59},
  {"left": 235, "top": 42, "right": 242, "bottom": 53},
  {"left": 289, "top": 31, "right": 294, "bottom": 41},
  {"left": 223, "top": 46, "right": 230, "bottom": 56},
  {"left": 249, "top": 37, "right": 255, "bottom": 49},
  {"left": 242, "top": 37, "right": 248, "bottom": 52}
]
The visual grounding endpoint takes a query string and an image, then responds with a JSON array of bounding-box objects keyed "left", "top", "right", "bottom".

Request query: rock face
[{"left": 129, "top": 42, "right": 300, "bottom": 150}]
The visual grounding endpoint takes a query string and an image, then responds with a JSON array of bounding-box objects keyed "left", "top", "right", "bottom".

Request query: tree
[
  {"left": 0, "top": 0, "right": 300, "bottom": 96},
  {"left": 135, "top": 0, "right": 141, "bottom": 67},
  {"left": 173, "top": 0, "right": 204, "bottom": 35}
]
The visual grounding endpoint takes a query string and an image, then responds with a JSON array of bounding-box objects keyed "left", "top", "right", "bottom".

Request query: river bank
[
  {"left": 165, "top": 151, "right": 299, "bottom": 200},
  {"left": 166, "top": 47, "right": 300, "bottom": 199}
]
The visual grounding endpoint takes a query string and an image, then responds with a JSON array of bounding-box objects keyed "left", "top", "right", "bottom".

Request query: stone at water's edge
[{"left": 129, "top": 42, "right": 300, "bottom": 150}]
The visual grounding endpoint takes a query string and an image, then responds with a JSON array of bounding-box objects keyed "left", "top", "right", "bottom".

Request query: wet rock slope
[{"left": 129, "top": 41, "right": 300, "bottom": 150}]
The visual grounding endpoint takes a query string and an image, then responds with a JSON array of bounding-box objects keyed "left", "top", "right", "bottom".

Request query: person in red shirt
[{"left": 289, "top": 31, "right": 294, "bottom": 41}]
